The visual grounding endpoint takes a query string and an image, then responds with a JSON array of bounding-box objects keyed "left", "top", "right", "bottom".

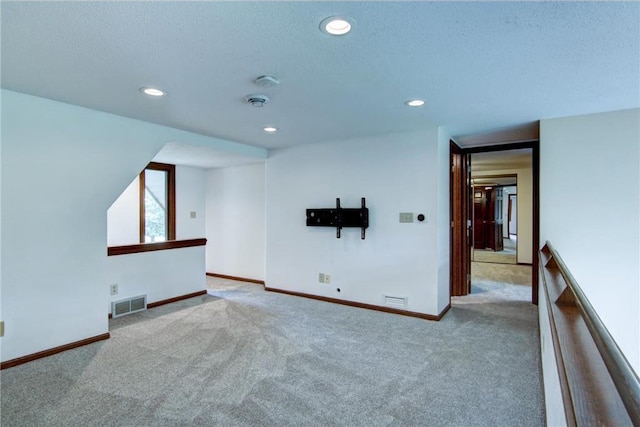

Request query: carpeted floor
[
  {"left": 471, "top": 261, "right": 532, "bottom": 288},
  {"left": 1, "top": 273, "right": 543, "bottom": 427},
  {"left": 472, "top": 237, "right": 518, "bottom": 265}
]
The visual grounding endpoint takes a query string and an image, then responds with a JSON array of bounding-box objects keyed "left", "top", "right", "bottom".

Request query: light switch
[{"left": 190, "top": 211, "right": 197, "bottom": 219}]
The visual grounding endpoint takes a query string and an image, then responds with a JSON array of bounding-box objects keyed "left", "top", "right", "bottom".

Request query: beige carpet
[
  {"left": 472, "top": 237, "right": 518, "bottom": 265},
  {"left": 458, "top": 262, "right": 533, "bottom": 306},
  {"left": 1, "top": 275, "right": 542, "bottom": 426}
]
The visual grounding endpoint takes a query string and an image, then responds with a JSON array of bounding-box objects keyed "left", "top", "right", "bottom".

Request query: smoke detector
[
  {"left": 255, "top": 75, "right": 279, "bottom": 88},
  {"left": 245, "top": 94, "right": 270, "bottom": 107}
]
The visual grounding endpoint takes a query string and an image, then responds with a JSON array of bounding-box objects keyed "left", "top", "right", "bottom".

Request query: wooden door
[
  {"left": 450, "top": 142, "right": 471, "bottom": 296},
  {"left": 473, "top": 187, "right": 504, "bottom": 251},
  {"left": 473, "top": 187, "right": 490, "bottom": 249},
  {"left": 492, "top": 188, "right": 504, "bottom": 251}
]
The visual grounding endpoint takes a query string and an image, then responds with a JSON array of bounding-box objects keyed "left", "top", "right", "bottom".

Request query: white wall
[
  {"left": 106, "top": 165, "right": 207, "bottom": 310},
  {"left": 265, "top": 129, "right": 450, "bottom": 316},
  {"left": 107, "top": 165, "right": 206, "bottom": 245},
  {"left": 0, "top": 90, "right": 266, "bottom": 362},
  {"left": 107, "top": 177, "right": 139, "bottom": 246},
  {"left": 0, "top": 93, "right": 3, "bottom": 360},
  {"left": 205, "top": 163, "right": 266, "bottom": 281},
  {"left": 473, "top": 167, "right": 533, "bottom": 264},
  {"left": 540, "top": 108, "right": 640, "bottom": 373},
  {"left": 437, "top": 128, "right": 452, "bottom": 311},
  {"left": 175, "top": 166, "right": 206, "bottom": 240},
  {"left": 503, "top": 186, "right": 517, "bottom": 238},
  {"left": 538, "top": 280, "right": 568, "bottom": 427},
  {"left": 107, "top": 246, "right": 206, "bottom": 308}
]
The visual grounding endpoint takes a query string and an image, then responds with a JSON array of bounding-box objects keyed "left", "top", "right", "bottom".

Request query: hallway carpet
[
  {"left": 472, "top": 237, "right": 518, "bottom": 265},
  {"left": 1, "top": 276, "right": 543, "bottom": 426}
]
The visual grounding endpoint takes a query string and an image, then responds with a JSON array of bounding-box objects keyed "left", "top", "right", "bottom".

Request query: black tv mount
[{"left": 306, "top": 197, "right": 369, "bottom": 239}]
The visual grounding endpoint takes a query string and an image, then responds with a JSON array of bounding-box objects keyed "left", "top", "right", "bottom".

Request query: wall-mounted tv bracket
[{"left": 306, "top": 197, "right": 369, "bottom": 239}]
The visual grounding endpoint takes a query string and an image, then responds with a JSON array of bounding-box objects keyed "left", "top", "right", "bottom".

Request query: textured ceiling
[
  {"left": 471, "top": 149, "right": 532, "bottom": 173},
  {"left": 2, "top": 1, "right": 639, "bottom": 165},
  {"left": 471, "top": 148, "right": 532, "bottom": 186},
  {"left": 151, "top": 142, "right": 266, "bottom": 169}
]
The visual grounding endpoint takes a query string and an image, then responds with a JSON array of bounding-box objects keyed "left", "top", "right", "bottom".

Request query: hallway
[{"left": 464, "top": 261, "right": 533, "bottom": 303}]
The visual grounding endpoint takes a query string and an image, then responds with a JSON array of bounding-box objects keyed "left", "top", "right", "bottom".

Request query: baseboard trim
[
  {"left": 265, "top": 286, "right": 450, "bottom": 321},
  {"left": 439, "top": 303, "right": 452, "bottom": 318},
  {"left": 146, "top": 290, "right": 208, "bottom": 309},
  {"left": 206, "top": 272, "right": 265, "bottom": 285},
  {"left": 1, "top": 332, "right": 111, "bottom": 370},
  {"left": 108, "top": 290, "right": 208, "bottom": 318}
]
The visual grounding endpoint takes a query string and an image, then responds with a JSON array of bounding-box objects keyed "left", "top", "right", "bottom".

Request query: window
[{"left": 139, "top": 162, "right": 175, "bottom": 243}]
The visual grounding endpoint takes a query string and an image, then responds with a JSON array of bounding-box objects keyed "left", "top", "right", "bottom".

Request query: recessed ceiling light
[
  {"left": 320, "top": 16, "right": 353, "bottom": 36},
  {"left": 140, "top": 87, "right": 166, "bottom": 97},
  {"left": 263, "top": 126, "right": 278, "bottom": 133},
  {"left": 405, "top": 99, "right": 425, "bottom": 107}
]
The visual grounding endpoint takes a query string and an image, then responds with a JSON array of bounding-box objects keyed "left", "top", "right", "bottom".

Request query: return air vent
[
  {"left": 112, "top": 295, "right": 147, "bottom": 318},
  {"left": 384, "top": 295, "right": 407, "bottom": 309}
]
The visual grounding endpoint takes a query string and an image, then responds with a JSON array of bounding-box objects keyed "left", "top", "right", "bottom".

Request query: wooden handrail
[{"left": 543, "top": 241, "right": 640, "bottom": 425}]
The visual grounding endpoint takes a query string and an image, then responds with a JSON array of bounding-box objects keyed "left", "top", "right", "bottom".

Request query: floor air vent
[
  {"left": 112, "top": 295, "right": 147, "bottom": 318},
  {"left": 384, "top": 295, "right": 407, "bottom": 309}
]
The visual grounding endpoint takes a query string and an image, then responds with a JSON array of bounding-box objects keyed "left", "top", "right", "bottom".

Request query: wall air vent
[
  {"left": 384, "top": 295, "right": 407, "bottom": 309},
  {"left": 111, "top": 295, "right": 147, "bottom": 318}
]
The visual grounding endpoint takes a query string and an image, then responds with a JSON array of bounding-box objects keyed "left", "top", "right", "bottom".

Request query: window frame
[{"left": 139, "top": 162, "right": 176, "bottom": 243}]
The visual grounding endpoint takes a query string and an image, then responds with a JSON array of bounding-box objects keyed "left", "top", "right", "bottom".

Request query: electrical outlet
[
  {"left": 110, "top": 284, "right": 118, "bottom": 296},
  {"left": 399, "top": 212, "right": 414, "bottom": 223},
  {"left": 0, "top": 321, "right": 4, "bottom": 337},
  {"left": 319, "top": 273, "right": 325, "bottom": 283},
  {"left": 325, "top": 274, "right": 330, "bottom": 284},
  {"left": 190, "top": 211, "right": 196, "bottom": 219}
]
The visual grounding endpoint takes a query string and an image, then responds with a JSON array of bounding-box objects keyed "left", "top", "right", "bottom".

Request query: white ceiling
[
  {"left": 152, "top": 142, "right": 265, "bottom": 169},
  {"left": 472, "top": 149, "right": 532, "bottom": 172},
  {"left": 472, "top": 176, "right": 518, "bottom": 187},
  {"left": 2, "top": 2, "right": 639, "bottom": 168},
  {"left": 471, "top": 149, "right": 532, "bottom": 186}
]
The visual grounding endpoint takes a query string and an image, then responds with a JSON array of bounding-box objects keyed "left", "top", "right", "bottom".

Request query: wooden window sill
[{"left": 107, "top": 238, "right": 206, "bottom": 256}]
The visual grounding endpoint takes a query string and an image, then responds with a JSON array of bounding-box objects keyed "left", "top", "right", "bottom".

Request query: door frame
[
  {"left": 450, "top": 140, "right": 540, "bottom": 304},
  {"left": 470, "top": 176, "right": 517, "bottom": 251},
  {"left": 450, "top": 141, "right": 471, "bottom": 296},
  {"left": 508, "top": 193, "right": 517, "bottom": 237}
]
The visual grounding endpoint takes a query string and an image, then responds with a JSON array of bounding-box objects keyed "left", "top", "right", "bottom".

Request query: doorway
[
  {"left": 472, "top": 184, "right": 517, "bottom": 265},
  {"left": 450, "top": 141, "right": 539, "bottom": 304},
  {"left": 470, "top": 174, "right": 517, "bottom": 265}
]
